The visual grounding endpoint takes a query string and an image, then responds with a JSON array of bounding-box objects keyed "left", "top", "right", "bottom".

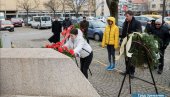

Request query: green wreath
[{"left": 129, "top": 33, "right": 159, "bottom": 69}]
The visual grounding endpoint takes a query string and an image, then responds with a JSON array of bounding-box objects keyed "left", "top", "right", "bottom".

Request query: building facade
[
  {"left": 95, "top": 0, "right": 133, "bottom": 17},
  {"left": 1, "top": 0, "right": 170, "bottom": 19},
  {"left": 0, "top": 0, "right": 92, "bottom": 19},
  {"left": 148, "top": 0, "right": 170, "bottom": 15},
  {"left": 96, "top": 0, "right": 110, "bottom": 16},
  {"left": 119, "top": 0, "right": 133, "bottom": 15},
  {"left": 130, "top": 0, "right": 149, "bottom": 15}
]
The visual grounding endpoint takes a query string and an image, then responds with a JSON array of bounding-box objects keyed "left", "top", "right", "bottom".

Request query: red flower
[
  {"left": 61, "top": 30, "right": 67, "bottom": 36},
  {"left": 56, "top": 42, "right": 62, "bottom": 46},
  {"left": 55, "top": 45, "right": 60, "bottom": 49},
  {"left": 63, "top": 46, "right": 68, "bottom": 51},
  {"left": 51, "top": 44, "right": 56, "bottom": 48},
  {"left": 69, "top": 49, "right": 74, "bottom": 55},
  {"left": 58, "top": 47, "right": 63, "bottom": 52},
  {"left": 45, "top": 44, "right": 51, "bottom": 48}
]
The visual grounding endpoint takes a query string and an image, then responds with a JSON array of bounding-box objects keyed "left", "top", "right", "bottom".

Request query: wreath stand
[{"left": 117, "top": 40, "right": 158, "bottom": 97}]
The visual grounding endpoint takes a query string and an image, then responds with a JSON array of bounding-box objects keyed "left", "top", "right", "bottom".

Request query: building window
[
  {"left": 152, "top": 4, "right": 156, "bottom": 8},
  {"left": 160, "top": 4, "right": 163, "bottom": 8}
]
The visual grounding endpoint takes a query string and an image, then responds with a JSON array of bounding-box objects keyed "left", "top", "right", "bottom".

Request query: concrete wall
[{"left": 0, "top": 48, "right": 100, "bottom": 97}]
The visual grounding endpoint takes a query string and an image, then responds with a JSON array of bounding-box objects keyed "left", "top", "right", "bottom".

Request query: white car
[
  {"left": 0, "top": 12, "right": 5, "bottom": 20},
  {"left": 31, "top": 16, "right": 52, "bottom": 29}
]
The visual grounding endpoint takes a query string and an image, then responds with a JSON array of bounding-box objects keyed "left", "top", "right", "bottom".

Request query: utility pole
[{"left": 162, "top": 0, "right": 166, "bottom": 22}]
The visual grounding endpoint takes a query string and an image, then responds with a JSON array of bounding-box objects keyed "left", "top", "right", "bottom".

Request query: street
[{"left": 0, "top": 27, "right": 170, "bottom": 97}]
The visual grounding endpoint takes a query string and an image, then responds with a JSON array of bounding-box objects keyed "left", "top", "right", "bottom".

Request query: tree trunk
[
  {"left": 75, "top": 11, "right": 79, "bottom": 18},
  {"left": 106, "top": 0, "right": 119, "bottom": 24},
  {"left": 26, "top": 10, "right": 29, "bottom": 26},
  {"left": 162, "top": 0, "right": 166, "bottom": 22},
  {"left": 62, "top": 4, "right": 65, "bottom": 17},
  {"left": 53, "top": 11, "right": 56, "bottom": 17}
]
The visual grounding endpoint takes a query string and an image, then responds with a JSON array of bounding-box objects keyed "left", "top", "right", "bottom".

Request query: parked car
[
  {"left": 134, "top": 16, "right": 155, "bottom": 26},
  {"left": 87, "top": 20, "right": 106, "bottom": 41},
  {"left": 118, "top": 19, "right": 124, "bottom": 37},
  {"left": 0, "top": 20, "right": 14, "bottom": 32},
  {"left": 87, "top": 16, "right": 97, "bottom": 21},
  {"left": 163, "top": 17, "right": 170, "bottom": 24},
  {"left": 17, "top": 18, "right": 24, "bottom": 23},
  {"left": 31, "top": 16, "right": 52, "bottom": 29},
  {"left": 87, "top": 20, "right": 125, "bottom": 41},
  {"left": 0, "top": 12, "right": 5, "bottom": 20},
  {"left": 118, "top": 15, "right": 126, "bottom": 21},
  {"left": 11, "top": 18, "right": 23, "bottom": 27},
  {"left": 141, "top": 14, "right": 161, "bottom": 20},
  {"left": 24, "top": 17, "right": 33, "bottom": 26},
  {"left": 96, "top": 16, "right": 106, "bottom": 23}
]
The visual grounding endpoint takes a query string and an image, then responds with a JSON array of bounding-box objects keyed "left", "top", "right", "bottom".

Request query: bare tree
[
  {"left": 60, "top": 0, "right": 67, "bottom": 17},
  {"left": 65, "top": 0, "right": 87, "bottom": 17},
  {"left": 106, "top": 0, "right": 119, "bottom": 23},
  {"left": 44, "top": 0, "right": 60, "bottom": 17},
  {"left": 90, "top": 0, "right": 103, "bottom": 16},
  {"left": 17, "top": 0, "right": 40, "bottom": 26}
]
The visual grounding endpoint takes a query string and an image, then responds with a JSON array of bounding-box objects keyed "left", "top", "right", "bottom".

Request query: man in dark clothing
[
  {"left": 48, "top": 17, "right": 62, "bottom": 43},
  {"left": 121, "top": 10, "right": 142, "bottom": 78},
  {"left": 150, "top": 19, "right": 170, "bottom": 74},
  {"left": 145, "top": 20, "right": 155, "bottom": 34},
  {"left": 80, "top": 17, "right": 90, "bottom": 43},
  {"left": 62, "top": 15, "right": 72, "bottom": 29}
]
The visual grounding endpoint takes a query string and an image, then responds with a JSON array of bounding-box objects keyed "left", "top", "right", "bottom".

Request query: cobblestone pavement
[
  {"left": 6, "top": 28, "right": 170, "bottom": 97},
  {"left": 88, "top": 40, "right": 170, "bottom": 97}
]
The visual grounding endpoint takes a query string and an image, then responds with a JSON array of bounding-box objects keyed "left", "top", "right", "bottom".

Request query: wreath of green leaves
[{"left": 129, "top": 33, "right": 159, "bottom": 69}]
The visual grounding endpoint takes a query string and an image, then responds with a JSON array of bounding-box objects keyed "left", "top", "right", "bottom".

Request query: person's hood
[{"left": 107, "top": 17, "right": 115, "bottom": 26}]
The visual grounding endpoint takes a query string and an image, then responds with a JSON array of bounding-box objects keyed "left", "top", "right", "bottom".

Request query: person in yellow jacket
[{"left": 101, "top": 17, "right": 119, "bottom": 70}]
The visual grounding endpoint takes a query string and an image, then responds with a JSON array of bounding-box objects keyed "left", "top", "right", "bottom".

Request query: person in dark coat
[
  {"left": 150, "top": 19, "right": 170, "bottom": 74},
  {"left": 121, "top": 10, "right": 142, "bottom": 78},
  {"left": 62, "top": 15, "right": 72, "bottom": 29},
  {"left": 48, "top": 17, "right": 62, "bottom": 43},
  {"left": 80, "top": 16, "right": 90, "bottom": 43},
  {"left": 145, "top": 19, "right": 155, "bottom": 34}
]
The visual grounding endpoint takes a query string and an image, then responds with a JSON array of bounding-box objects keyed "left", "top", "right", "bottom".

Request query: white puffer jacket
[{"left": 64, "top": 36, "right": 92, "bottom": 58}]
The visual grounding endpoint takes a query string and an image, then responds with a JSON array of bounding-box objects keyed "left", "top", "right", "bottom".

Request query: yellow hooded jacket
[{"left": 101, "top": 17, "right": 119, "bottom": 49}]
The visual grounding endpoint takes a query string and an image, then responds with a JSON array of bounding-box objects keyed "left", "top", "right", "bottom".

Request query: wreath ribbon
[{"left": 115, "top": 32, "right": 142, "bottom": 60}]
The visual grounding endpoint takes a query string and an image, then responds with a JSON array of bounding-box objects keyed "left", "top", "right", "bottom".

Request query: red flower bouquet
[
  {"left": 45, "top": 25, "right": 75, "bottom": 58},
  {"left": 45, "top": 42, "right": 74, "bottom": 58}
]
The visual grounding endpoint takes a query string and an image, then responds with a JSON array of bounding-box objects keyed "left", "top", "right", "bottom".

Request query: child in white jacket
[{"left": 64, "top": 28, "right": 93, "bottom": 78}]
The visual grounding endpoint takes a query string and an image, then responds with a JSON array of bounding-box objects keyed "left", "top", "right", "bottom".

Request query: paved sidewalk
[{"left": 88, "top": 41, "right": 170, "bottom": 97}]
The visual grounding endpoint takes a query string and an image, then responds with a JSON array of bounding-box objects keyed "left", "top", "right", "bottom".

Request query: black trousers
[
  {"left": 158, "top": 48, "right": 165, "bottom": 71},
  {"left": 125, "top": 57, "right": 135, "bottom": 75},
  {"left": 107, "top": 45, "right": 115, "bottom": 64},
  {"left": 48, "top": 33, "right": 60, "bottom": 43},
  {"left": 80, "top": 52, "right": 93, "bottom": 78},
  {"left": 84, "top": 29, "right": 89, "bottom": 44}
]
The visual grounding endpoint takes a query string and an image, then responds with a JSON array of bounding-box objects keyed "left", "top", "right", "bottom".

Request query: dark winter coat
[
  {"left": 52, "top": 20, "right": 62, "bottom": 34},
  {"left": 121, "top": 17, "right": 142, "bottom": 38},
  {"left": 151, "top": 26, "right": 170, "bottom": 49},
  {"left": 48, "top": 20, "right": 62, "bottom": 43},
  {"left": 145, "top": 22, "right": 155, "bottom": 34},
  {"left": 80, "top": 20, "right": 89, "bottom": 37},
  {"left": 80, "top": 20, "right": 89, "bottom": 30},
  {"left": 62, "top": 19, "right": 72, "bottom": 29}
]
